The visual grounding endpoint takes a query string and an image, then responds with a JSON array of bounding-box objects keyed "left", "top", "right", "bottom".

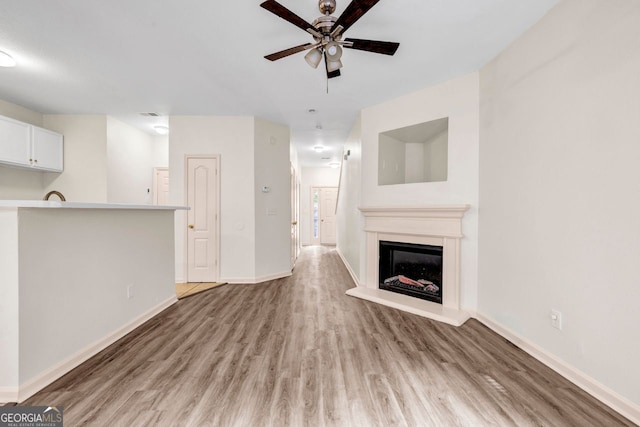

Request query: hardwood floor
[{"left": 18, "top": 246, "right": 634, "bottom": 426}]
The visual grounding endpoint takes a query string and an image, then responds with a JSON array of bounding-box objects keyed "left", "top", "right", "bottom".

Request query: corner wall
[
  {"left": 254, "top": 119, "right": 292, "bottom": 280},
  {"left": 479, "top": 0, "right": 640, "bottom": 414},
  {"left": 106, "top": 117, "right": 156, "bottom": 204},
  {"left": 360, "top": 73, "right": 480, "bottom": 310},
  {"left": 336, "top": 116, "right": 363, "bottom": 282},
  {"left": 42, "top": 115, "right": 108, "bottom": 202},
  {"left": 169, "top": 116, "right": 260, "bottom": 283}
]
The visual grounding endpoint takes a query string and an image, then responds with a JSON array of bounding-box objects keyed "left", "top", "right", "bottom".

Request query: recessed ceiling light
[
  {"left": 0, "top": 50, "right": 16, "bottom": 67},
  {"left": 313, "top": 145, "right": 325, "bottom": 152},
  {"left": 153, "top": 125, "right": 169, "bottom": 135},
  {"left": 329, "top": 162, "right": 340, "bottom": 168}
]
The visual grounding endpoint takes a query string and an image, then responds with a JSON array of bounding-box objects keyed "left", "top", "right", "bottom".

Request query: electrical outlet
[
  {"left": 550, "top": 309, "right": 562, "bottom": 330},
  {"left": 127, "top": 284, "right": 134, "bottom": 299}
]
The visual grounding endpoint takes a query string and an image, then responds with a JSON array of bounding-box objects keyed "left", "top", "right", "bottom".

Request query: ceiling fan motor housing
[{"left": 319, "top": 0, "right": 336, "bottom": 15}]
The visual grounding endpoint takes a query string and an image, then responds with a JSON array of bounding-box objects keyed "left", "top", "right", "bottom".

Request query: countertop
[{"left": 0, "top": 200, "right": 189, "bottom": 210}]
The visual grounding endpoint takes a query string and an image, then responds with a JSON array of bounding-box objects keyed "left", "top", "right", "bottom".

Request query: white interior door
[
  {"left": 187, "top": 157, "right": 219, "bottom": 282},
  {"left": 320, "top": 187, "right": 338, "bottom": 245},
  {"left": 153, "top": 168, "right": 169, "bottom": 205}
]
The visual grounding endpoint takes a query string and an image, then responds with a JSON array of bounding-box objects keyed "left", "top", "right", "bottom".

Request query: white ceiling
[{"left": 0, "top": 0, "right": 558, "bottom": 167}]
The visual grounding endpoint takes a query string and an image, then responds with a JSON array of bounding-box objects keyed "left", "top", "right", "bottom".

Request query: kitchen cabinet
[
  {"left": 31, "top": 126, "right": 63, "bottom": 171},
  {"left": 0, "top": 115, "right": 63, "bottom": 172},
  {"left": 0, "top": 115, "right": 31, "bottom": 167}
]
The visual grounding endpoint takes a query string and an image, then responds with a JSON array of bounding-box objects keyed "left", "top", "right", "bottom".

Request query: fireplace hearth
[{"left": 379, "top": 241, "right": 443, "bottom": 304}]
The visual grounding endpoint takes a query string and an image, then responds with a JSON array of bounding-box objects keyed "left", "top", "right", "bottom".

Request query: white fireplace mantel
[{"left": 346, "top": 205, "right": 471, "bottom": 326}]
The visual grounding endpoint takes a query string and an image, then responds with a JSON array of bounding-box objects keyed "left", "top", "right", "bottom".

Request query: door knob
[{"left": 188, "top": 224, "right": 194, "bottom": 229}]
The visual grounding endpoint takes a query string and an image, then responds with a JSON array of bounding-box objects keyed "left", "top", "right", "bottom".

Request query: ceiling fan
[{"left": 261, "top": 0, "right": 400, "bottom": 79}]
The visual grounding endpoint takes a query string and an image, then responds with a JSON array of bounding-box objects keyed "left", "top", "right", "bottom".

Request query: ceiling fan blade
[
  {"left": 260, "top": 0, "right": 320, "bottom": 36},
  {"left": 333, "top": 0, "right": 380, "bottom": 35},
  {"left": 343, "top": 38, "right": 400, "bottom": 55},
  {"left": 265, "top": 43, "right": 315, "bottom": 61}
]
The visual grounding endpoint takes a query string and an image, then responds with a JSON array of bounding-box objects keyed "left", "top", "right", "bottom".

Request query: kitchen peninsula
[{"left": 0, "top": 200, "right": 187, "bottom": 403}]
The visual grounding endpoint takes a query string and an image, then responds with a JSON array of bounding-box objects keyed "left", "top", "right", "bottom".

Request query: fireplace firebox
[{"left": 379, "top": 241, "right": 443, "bottom": 304}]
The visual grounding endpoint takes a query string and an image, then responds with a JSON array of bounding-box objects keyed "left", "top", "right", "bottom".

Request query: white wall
[
  {"left": 360, "top": 73, "right": 480, "bottom": 310},
  {"left": 42, "top": 115, "right": 108, "bottom": 202},
  {"left": 336, "top": 116, "right": 363, "bottom": 282},
  {"left": 425, "top": 130, "right": 448, "bottom": 182},
  {"left": 0, "top": 99, "right": 43, "bottom": 126},
  {"left": 17, "top": 208, "right": 175, "bottom": 386},
  {"left": 0, "top": 100, "right": 45, "bottom": 200},
  {"left": 107, "top": 117, "right": 156, "bottom": 204},
  {"left": 378, "top": 134, "right": 405, "bottom": 185},
  {"left": 300, "top": 167, "right": 340, "bottom": 245},
  {"left": 479, "top": 0, "right": 640, "bottom": 411},
  {"left": 152, "top": 135, "right": 169, "bottom": 168},
  {"left": 0, "top": 210, "right": 19, "bottom": 395},
  {"left": 404, "top": 142, "right": 424, "bottom": 183},
  {"left": 169, "top": 116, "right": 256, "bottom": 283},
  {"left": 254, "top": 118, "right": 291, "bottom": 279}
]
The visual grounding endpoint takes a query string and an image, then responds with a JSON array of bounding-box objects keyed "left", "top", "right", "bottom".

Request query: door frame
[
  {"left": 184, "top": 154, "right": 221, "bottom": 283},
  {"left": 290, "top": 163, "right": 299, "bottom": 269}
]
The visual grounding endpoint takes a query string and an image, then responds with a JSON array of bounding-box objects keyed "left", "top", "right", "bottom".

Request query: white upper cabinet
[
  {"left": 0, "top": 115, "right": 64, "bottom": 172},
  {"left": 31, "top": 126, "right": 63, "bottom": 171},
  {"left": 0, "top": 115, "right": 31, "bottom": 167}
]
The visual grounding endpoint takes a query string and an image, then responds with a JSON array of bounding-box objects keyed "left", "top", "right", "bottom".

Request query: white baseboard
[
  {"left": 336, "top": 247, "right": 360, "bottom": 287},
  {"left": 475, "top": 313, "right": 640, "bottom": 425},
  {"left": 16, "top": 296, "right": 178, "bottom": 403},
  {"left": 223, "top": 271, "right": 292, "bottom": 285},
  {"left": 0, "top": 387, "right": 18, "bottom": 404}
]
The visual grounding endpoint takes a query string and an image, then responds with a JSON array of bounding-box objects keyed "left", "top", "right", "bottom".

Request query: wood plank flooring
[{"left": 16, "top": 246, "right": 635, "bottom": 426}]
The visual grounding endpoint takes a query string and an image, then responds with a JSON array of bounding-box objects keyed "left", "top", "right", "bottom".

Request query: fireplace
[
  {"left": 379, "top": 241, "right": 443, "bottom": 304},
  {"left": 345, "top": 205, "right": 471, "bottom": 326}
]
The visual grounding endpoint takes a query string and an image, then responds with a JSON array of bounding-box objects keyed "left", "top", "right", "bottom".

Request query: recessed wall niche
[{"left": 378, "top": 117, "right": 448, "bottom": 185}]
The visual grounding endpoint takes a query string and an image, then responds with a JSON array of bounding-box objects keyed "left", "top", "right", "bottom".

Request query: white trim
[
  {"left": 476, "top": 313, "right": 640, "bottom": 426},
  {"left": 0, "top": 387, "right": 18, "bottom": 404},
  {"left": 16, "top": 296, "right": 177, "bottom": 403},
  {"left": 222, "top": 271, "right": 292, "bottom": 285},
  {"left": 336, "top": 247, "right": 360, "bottom": 287}
]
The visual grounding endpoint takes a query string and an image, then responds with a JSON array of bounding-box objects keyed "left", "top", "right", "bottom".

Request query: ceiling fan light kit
[
  {"left": 326, "top": 58, "right": 342, "bottom": 73},
  {"left": 325, "top": 41, "right": 342, "bottom": 61},
  {"left": 305, "top": 48, "right": 323, "bottom": 68},
  {"left": 261, "top": 0, "right": 399, "bottom": 79}
]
